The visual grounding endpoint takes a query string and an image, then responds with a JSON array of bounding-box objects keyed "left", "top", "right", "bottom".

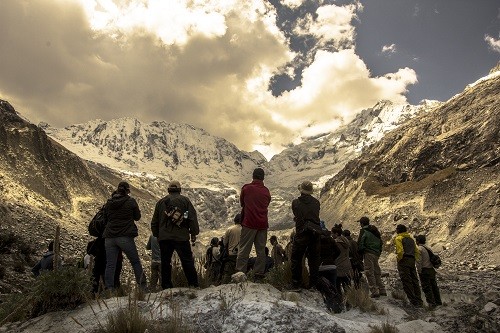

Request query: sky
[{"left": 0, "top": 0, "right": 498, "bottom": 160}]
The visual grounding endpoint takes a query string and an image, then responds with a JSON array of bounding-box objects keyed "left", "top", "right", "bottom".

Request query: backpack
[
  {"left": 315, "top": 276, "right": 344, "bottom": 313},
  {"left": 165, "top": 205, "right": 185, "bottom": 227},
  {"left": 366, "top": 225, "right": 381, "bottom": 239},
  {"left": 88, "top": 204, "right": 108, "bottom": 237},
  {"left": 424, "top": 245, "right": 442, "bottom": 269}
]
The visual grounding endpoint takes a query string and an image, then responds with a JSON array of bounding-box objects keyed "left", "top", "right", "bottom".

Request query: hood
[{"left": 108, "top": 194, "right": 130, "bottom": 209}]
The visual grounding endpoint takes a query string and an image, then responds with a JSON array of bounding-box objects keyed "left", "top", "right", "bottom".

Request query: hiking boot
[
  {"left": 370, "top": 293, "right": 380, "bottom": 298},
  {"left": 379, "top": 292, "right": 387, "bottom": 296}
]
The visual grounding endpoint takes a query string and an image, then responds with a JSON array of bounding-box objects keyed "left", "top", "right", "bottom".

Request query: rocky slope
[{"left": 320, "top": 70, "right": 500, "bottom": 267}]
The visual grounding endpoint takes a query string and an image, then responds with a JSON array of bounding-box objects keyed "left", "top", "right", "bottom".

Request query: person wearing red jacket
[{"left": 235, "top": 168, "right": 271, "bottom": 279}]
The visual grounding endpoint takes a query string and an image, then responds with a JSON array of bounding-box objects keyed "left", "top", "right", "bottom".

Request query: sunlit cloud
[
  {"left": 381, "top": 43, "right": 397, "bottom": 56},
  {"left": 0, "top": 0, "right": 417, "bottom": 160},
  {"left": 485, "top": 34, "right": 500, "bottom": 53}
]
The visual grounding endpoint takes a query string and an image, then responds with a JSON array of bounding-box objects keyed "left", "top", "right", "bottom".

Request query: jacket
[
  {"left": 223, "top": 224, "right": 242, "bottom": 256},
  {"left": 103, "top": 194, "right": 141, "bottom": 238},
  {"left": 291, "top": 194, "right": 321, "bottom": 232},
  {"left": 151, "top": 192, "right": 199, "bottom": 241},
  {"left": 395, "top": 232, "right": 420, "bottom": 261},
  {"left": 31, "top": 251, "right": 54, "bottom": 276},
  {"left": 240, "top": 180, "right": 271, "bottom": 230},
  {"left": 416, "top": 245, "right": 433, "bottom": 273},
  {"left": 146, "top": 235, "right": 161, "bottom": 262},
  {"left": 357, "top": 225, "right": 382, "bottom": 256},
  {"left": 335, "top": 235, "right": 353, "bottom": 277},
  {"left": 319, "top": 234, "right": 340, "bottom": 266}
]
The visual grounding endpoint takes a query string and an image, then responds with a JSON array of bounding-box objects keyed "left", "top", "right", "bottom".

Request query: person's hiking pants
[
  {"left": 159, "top": 239, "right": 198, "bottom": 288},
  {"left": 104, "top": 236, "right": 147, "bottom": 290},
  {"left": 235, "top": 226, "right": 267, "bottom": 275},
  {"left": 291, "top": 231, "right": 320, "bottom": 287},
  {"left": 419, "top": 267, "right": 442, "bottom": 306},
  {"left": 363, "top": 252, "right": 386, "bottom": 295},
  {"left": 397, "top": 257, "right": 423, "bottom": 306}
]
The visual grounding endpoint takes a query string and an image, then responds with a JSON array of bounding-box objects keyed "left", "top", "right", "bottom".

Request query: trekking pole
[{"left": 54, "top": 225, "right": 61, "bottom": 271}]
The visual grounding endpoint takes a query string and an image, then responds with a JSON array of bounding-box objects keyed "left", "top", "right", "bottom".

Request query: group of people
[{"left": 32, "top": 167, "right": 442, "bottom": 310}]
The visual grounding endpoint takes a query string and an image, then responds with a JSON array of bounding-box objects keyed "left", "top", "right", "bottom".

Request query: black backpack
[
  {"left": 315, "top": 276, "right": 344, "bottom": 313},
  {"left": 88, "top": 204, "right": 108, "bottom": 237},
  {"left": 424, "top": 245, "right": 442, "bottom": 269}
]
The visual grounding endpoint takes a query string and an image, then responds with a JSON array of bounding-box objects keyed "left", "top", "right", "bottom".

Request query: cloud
[
  {"left": 381, "top": 43, "right": 397, "bottom": 55},
  {"left": 0, "top": 0, "right": 416, "bottom": 159},
  {"left": 485, "top": 34, "right": 500, "bottom": 53}
]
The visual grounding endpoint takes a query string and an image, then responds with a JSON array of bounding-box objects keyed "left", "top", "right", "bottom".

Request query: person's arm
[
  {"left": 416, "top": 246, "right": 423, "bottom": 273},
  {"left": 31, "top": 260, "right": 42, "bottom": 276},
  {"left": 187, "top": 200, "right": 199, "bottom": 241},
  {"left": 132, "top": 198, "right": 141, "bottom": 221},
  {"left": 151, "top": 200, "right": 162, "bottom": 238},
  {"left": 146, "top": 236, "right": 152, "bottom": 250},
  {"left": 395, "top": 236, "right": 403, "bottom": 261}
]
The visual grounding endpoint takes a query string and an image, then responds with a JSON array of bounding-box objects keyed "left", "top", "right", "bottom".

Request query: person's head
[
  {"left": 331, "top": 224, "right": 343, "bottom": 237},
  {"left": 342, "top": 229, "right": 351, "bottom": 237},
  {"left": 168, "top": 180, "right": 181, "bottom": 193},
  {"left": 359, "top": 216, "right": 370, "bottom": 226},
  {"left": 48, "top": 241, "right": 54, "bottom": 252},
  {"left": 117, "top": 181, "right": 131, "bottom": 195},
  {"left": 396, "top": 224, "right": 407, "bottom": 234},
  {"left": 210, "top": 237, "right": 219, "bottom": 246},
  {"left": 415, "top": 234, "right": 426, "bottom": 245},
  {"left": 252, "top": 168, "right": 265, "bottom": 181},
  {"left": 265, "top": 246, "right": 270, "bottom": 256},
  {"left": 298, "top": 180, "right": 314, "bottom": 195},
  {"left": 233, "top": 213, "right": 242, "bottom": 225},
  {"left": 270, "top": 235, "right": 277, "bottom": 245}
]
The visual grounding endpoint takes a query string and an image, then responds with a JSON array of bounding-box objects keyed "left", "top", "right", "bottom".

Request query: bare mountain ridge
[{"left": 320, "top": 70, "right": 500, "bottom": 267}]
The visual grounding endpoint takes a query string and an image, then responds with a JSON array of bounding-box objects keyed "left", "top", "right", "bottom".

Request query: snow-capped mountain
[
  {"left": 43, "top": 119, "right": 267, "bottom": 190},
  {"left": 266, "top": 99, "right": 441, "bottom": 192}
]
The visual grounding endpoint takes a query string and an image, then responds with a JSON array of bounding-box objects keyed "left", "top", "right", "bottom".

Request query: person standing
[
  {"left": 415, "top": 234, "right": 442, "bottom": 308},
  {"left": 151, "top": 180, "right": 199, "bottom": 289},
  {"left": 235, "top": 168, "right": 271, "bottom": 280},
  {"left": 103, "top": 181, "right": 147, "bottom": 291},
  {"left": 146, "top": 234, "right": 161, "bottom": 291},
  {"left": 331, "top": 225, "right": 353, "bottom": 294},
  {"left": 32, "top": 241, "right": 62, "bottom": 276},
  {"left": 395, "top": 224, "right": 423, "bottom": 307},
  {"left": 343, "top": 229, "right": 363, "bottom": 289},
  {"left": 269, "top": 235, "right": 287, "bottom": 266},
  {"left": 357, "top": 216, "right": 386, "bottom": 298},
  {"left": 221, "top": 213, "right": 242, "bottom": 283},
  {"left": 290, "top": 180, "right": 322, "bottom": 289}
]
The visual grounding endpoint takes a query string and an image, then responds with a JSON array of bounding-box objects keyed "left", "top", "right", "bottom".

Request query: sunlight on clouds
[
  {"left": 485, "top": 34, "right": 500, "bottom": 53},
  {"left": 381, "top": 43, "right": 397, "bottom": 55},
  {"left": 308, "top": 4, "right": 358, "bottom": 45},
  {"left": 0, "top": 0, "right": 418, "bottom": 159}
]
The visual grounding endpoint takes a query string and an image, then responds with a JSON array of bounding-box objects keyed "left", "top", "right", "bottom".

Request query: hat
[
  {"left": 252, "top": 168, "right": 265, "bottom": 180},
  {"left": 233, "top": 213, "right": 242, "bottom": 224},
  {"left": 415, "top": 234, "right": 426, "bottom": 244},
  {"left": 396, "top": 224, "right": 407, "bottom": 233},
  {"left": 358, "top": 216, "right": 370, "bottom": 226},
  {"left": 298, "top": 181, "right": 313, "bottom": 194},
  {"left": 270, "top": 235, "right": 277, "bottom": 242},
  {"left": 168, "top": 180, "right": 181, "bottom": 192}
]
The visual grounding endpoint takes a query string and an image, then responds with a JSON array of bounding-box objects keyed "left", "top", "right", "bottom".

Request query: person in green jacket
[{"left": 357, "top": 216, "right": 386, "bottom": 298}]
